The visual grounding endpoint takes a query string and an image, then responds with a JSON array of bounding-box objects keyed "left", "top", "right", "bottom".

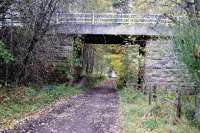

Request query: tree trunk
[
  {"left": 149, "top": 86, "right": 152, "bottom": 105},
  {"left": 83, "top": 44, "right": 95, "bottom": 74},
  {"left": 195, "top": 95, "right": 200, "bottom": 121},
  {"left": 176, "top": 90, "right": 181, "bottom": 118}
]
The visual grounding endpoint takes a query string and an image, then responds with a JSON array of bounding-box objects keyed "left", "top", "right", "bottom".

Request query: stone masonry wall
[
  {"left": 34, "top": 34, "right": 73, "bottom": 61},
  {"left": 144, "top": 40, "right": 195, "bottom": 91}
]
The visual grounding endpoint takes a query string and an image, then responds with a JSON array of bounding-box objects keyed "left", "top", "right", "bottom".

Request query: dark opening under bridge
[{"left": 51, "top": 13, "right": 180, "bottom": 36}]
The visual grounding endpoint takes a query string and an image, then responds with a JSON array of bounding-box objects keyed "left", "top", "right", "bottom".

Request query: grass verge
[
  {"left": 0, "top": 75, "right": 104, "bottom": 129},
  {"left": 119, "top": 88, "right": 200, "bottom": 133},
  {"left": 0, "top": 84, "right": 82, "bottom": 129}
]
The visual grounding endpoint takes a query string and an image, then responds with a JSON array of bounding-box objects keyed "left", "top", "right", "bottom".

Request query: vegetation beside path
[
  {"left": 0, "top": 76, "right": 104, "bottom": 130},
  {"left": 120, "top": 88, "right": 200, "bottom": 133}
]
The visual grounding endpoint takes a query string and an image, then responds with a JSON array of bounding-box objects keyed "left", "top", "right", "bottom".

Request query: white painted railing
[
  {"left": 54, "top": 13, "right": 174, "bottom": 25},
  {"left": 1, "top": 12, "right": 185, "bottom": 27}
]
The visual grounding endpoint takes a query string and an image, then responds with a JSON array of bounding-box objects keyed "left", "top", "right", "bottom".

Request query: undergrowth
[
  {"left": 0, "top": 75, "right": 104, "bottom": 129},
  {"left": 119, "top": 88, "right": 200, "bottom": 133},
  {"left": 0, "top": 84, "right": 81, "bottom": 129}
]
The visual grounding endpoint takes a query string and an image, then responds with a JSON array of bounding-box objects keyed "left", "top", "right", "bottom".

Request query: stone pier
[{"left": 144, "top": 40, "right": 195, "bottom": 91}]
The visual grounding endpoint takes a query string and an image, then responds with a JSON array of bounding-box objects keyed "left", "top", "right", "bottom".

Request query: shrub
[
  {"left": 0, "top": 40, "right": 14, "bottom": 64},
  {"left": 185, "top": 108, "right": 196, "bottom": 121},
  {"left": 173, "top": 22, "right": 200, "bottom": 80}
]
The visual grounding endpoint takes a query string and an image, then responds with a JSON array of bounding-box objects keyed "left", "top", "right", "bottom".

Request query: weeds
[
  {"left": 0, "top": 74, "right": 104, "bottom": 129},
  {"left": 119, "top": 88, "right": 200, "bottom": 133},
  {"left": 0, "top": 84, "right": 81, "bottom": 129},
  {"left": 173, "top": 22, "right": 200, "bottom": 87}
]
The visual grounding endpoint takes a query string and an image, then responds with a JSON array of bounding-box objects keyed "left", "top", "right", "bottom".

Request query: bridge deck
[
  {"left": 2, "top": 12, "right": 183, "bottom": 36},
  {"left": 51, "top": 13, "right": 176, "bottom": 36},
  {"left": 52, "top": 23, "right": 172, "bottom": 36},
  {"left": 54, "top": 13, "right": 174, "bottom": 25}
]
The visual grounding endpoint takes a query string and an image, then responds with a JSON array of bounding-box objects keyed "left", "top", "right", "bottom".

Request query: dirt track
[{"left": 5, "top": 80, "right": 120, "bottom": 133}]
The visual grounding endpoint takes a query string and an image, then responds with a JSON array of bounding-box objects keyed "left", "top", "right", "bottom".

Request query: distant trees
[
  {"left": 64, "top": 0, "right": 112, "bottom": 12},
  {"left": 167, "top": 0, "right": 200, "bottom": 19}
]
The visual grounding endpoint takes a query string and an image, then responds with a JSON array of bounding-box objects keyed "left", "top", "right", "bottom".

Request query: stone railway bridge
[
  {"left": 51, "top": 13, "right": 173, "bottom": 36},
  {"left": 50, "top": 13, "right": 173, "bottom": 44},
  {"left": 49, "top": 12, "right": 194, "bottom": 91},
  {"left": 5, "top": 12, "right": 194, "bottom": 91}
]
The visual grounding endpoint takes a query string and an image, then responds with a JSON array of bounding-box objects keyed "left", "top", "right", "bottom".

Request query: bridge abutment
[{"left": 144, "top": 40, "right": 195, "bottom": 92}]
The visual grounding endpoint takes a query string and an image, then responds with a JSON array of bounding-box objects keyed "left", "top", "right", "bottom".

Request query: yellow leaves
[
  {"left": 194, "top": 45, "right": 200, "bottom": 59},
  {"left": 1, "top": 118, "right": 17, "bottom": 129}
]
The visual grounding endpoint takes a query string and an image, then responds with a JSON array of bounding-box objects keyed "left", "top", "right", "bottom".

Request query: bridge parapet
[
  {"left": 54, "top": 12, "right": 184, "bottom": 25},
  {"left": 1, "top": 12, "right": 186, "bottom": 36},
  {"left": 1, "top": 11, "right": 186, "bottom": 27}
]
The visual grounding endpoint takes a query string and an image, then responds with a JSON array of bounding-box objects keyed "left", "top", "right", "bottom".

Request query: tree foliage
[
  {"left": 7, "top": 0, "right": 59, "bottom": 83},
  {"left": 112, "top": 0, "right": 126, "bottom": 7},
  {"left": 65, "top": 0, "right": 113, "bottom": 12},
  {"left": 173, "top": 22, "right": 200, "bottom": 79}
]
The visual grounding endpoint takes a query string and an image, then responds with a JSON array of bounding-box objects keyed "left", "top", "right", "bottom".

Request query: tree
[{"left": 12, "top": 0, "right": 60, "bottom": 82}]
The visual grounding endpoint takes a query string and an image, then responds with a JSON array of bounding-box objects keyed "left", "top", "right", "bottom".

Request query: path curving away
[{"left": 5, "top": 80, "right": 121, "bottom": 133}]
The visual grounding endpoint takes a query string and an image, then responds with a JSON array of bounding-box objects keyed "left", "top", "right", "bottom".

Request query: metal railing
[
  {"left": 1, "top": 12, "right": 185, "bottom": 27},
  {"left": 54, "top": 12, "right": 177, "bottom": 25}
]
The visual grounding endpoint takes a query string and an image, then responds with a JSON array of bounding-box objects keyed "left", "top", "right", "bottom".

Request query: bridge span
[
  {"left": 50, "top": 13, "right": 178, "bottom": 36},
  {"left": 2, "top": 12, "right": 182, "bottom": 36}
]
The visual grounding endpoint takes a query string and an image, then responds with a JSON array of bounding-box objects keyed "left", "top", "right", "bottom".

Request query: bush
[
  {"left": 173, "top": 22, "right": 200, "bottom": 80},
  {"left": 0, "top": 40, "right": 14, "bottom": 64}
]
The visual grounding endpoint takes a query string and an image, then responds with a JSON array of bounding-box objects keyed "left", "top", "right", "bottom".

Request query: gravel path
[{"left": 5, "top": 80, "right": 121, "bottom": 133}]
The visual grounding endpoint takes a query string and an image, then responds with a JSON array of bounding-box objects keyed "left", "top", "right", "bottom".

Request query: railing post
[
  {"left": 92, "top": 12, "right": 95, "bottom": 24},
  {"left": 56, "top": 12, "right": 59, "bottom": 24},
  {"left": 128, "top": 14, "right": 131, "bottom": 24},
  {"left": 149, "top": 86, "right": 152, "bottom": 105},
  {"left": 11, "top": 8, "right": 13, "bottom": 27}
]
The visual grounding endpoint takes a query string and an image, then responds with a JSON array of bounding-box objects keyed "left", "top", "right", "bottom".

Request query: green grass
[{"left": 119, "top": 88, "right": 200, "bottom": 133}]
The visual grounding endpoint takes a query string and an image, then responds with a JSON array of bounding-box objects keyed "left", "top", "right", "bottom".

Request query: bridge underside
[
  {"left": 82, "top": 34, "right": 153, "bottom": 44},
  {"left": 51, "top": 23, "right": 172, "bottom": 36}
]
